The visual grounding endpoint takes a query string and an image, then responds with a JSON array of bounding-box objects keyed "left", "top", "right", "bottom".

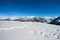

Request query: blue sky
[{"left": 0, "top": 0, "right": 60, "bottom": 17}]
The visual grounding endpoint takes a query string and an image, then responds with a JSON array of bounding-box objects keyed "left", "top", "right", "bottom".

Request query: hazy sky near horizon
[{"left": 0, "top": 0, "right": 60, "bottom": 17}]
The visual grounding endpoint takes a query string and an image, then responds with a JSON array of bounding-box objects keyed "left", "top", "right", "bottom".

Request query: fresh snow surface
[{"left": 0, "top": 21, "right": 60, "bottom": 40}]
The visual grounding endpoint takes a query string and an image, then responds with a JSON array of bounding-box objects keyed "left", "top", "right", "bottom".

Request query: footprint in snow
[
  {"left": 30, "top": 30, "right": 37, "bottom": 35},
  {"left": 42, "top": 33, "right": 49, "bottom": 38}
]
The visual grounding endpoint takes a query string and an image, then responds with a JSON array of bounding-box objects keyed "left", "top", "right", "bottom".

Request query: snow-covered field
[{"left": 0, "top": 21, "right": 60, "bottom": 40}]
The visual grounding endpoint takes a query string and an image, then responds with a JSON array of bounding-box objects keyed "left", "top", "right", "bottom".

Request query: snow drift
[{"left": 0, "top": 21, "right": 60, "bottom": 40}]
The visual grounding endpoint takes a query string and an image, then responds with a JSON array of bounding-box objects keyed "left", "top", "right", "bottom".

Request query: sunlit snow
[{"left": 0, "top": 21, "right": 60, "bottom": 40}]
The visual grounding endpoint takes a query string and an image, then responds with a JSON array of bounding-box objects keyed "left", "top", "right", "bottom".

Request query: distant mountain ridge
[{"left": 0, "top": 16, "right": 60, "bottom": 25}]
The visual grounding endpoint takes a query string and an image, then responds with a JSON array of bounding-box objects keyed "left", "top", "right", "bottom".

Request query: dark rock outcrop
[{"left": 49, "top": 16, "right": 60, "bottom": 25}]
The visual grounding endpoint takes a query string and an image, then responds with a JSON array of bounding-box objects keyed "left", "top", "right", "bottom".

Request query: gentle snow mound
[{"left": 0, "top": 21, "right": 60, "bottom": 40}]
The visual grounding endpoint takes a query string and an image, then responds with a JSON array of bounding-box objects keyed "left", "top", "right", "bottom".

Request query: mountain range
[{"left": 0, "top": 16, "right": 60, "bottom": 25}]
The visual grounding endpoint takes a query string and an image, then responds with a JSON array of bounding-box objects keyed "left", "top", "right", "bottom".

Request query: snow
[
  {"left": 0, "top": 21, "right": 60, "bottom": 40},
  {"left": 58, "top": 20, "right": 60, "bottom": 22}
]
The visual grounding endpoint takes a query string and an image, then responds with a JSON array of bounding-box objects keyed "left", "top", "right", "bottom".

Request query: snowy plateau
[{"left": 0, "top": 21, "right": 60, "bottom": 40}]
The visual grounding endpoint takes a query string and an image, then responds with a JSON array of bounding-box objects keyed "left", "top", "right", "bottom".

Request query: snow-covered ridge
[
  {"left": 0, "top": 21, "right": 60, "bottom": 40},
  {"left": 0, "top": 21, "right": 59, "bottom": 31},
  {"left": 0, "top": 16, "right": 53, "bottom": 22},
  {"left": 0, "top": 16, "right": 60, "bottom": 25}
]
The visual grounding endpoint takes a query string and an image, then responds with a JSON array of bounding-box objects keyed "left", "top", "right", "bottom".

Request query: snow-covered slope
[
  {"left": 0, "top": 16, "right": 59, "bottom": 24},
  {"left": 0, "top": 21, "right": 60, "bottom": 40}
]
